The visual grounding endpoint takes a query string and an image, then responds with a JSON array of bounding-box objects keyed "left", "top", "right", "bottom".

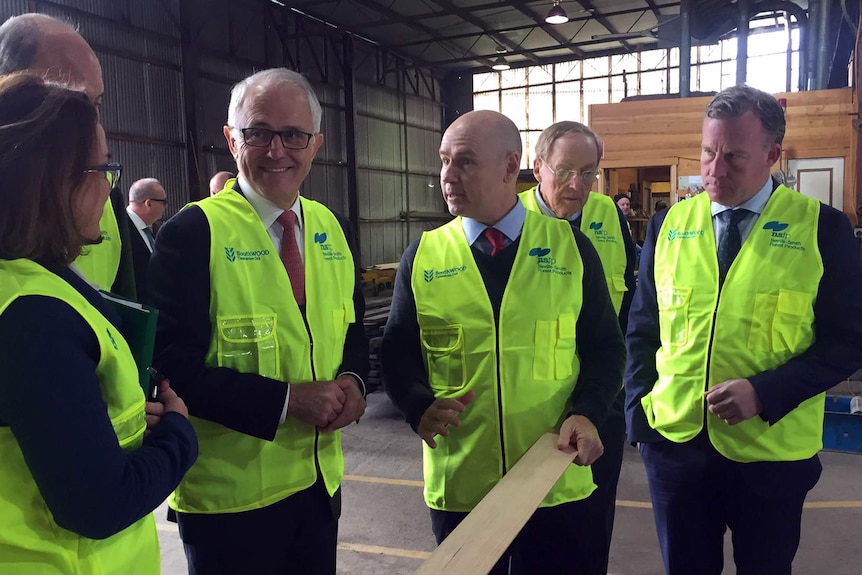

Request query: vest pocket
[
  {"left": 748, "top": 289, "right": 813, "bottom": 352},
  {"left": 657, "top": 287, "right": 692, "bottom": 348},
  {"left": 217, "top": 315, "right": 278, "bottom": 379},
  {"left": 421, "top": 325, "right": 466, "bottom": 391},
  {"left": 533, "top": 314, "right": 576, "bottom": 380}
]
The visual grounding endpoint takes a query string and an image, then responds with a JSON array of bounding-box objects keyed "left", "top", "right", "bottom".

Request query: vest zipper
[
  {"left": 495, "top": 321, "right": 507, "bottom": 476},
  {"left": 703, "top": 288, "right": 721, "bottom": 419}
]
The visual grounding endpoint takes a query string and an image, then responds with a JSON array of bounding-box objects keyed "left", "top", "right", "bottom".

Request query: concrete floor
[{"left": 156, "top": 393, "right": 862, "bottom": 574}]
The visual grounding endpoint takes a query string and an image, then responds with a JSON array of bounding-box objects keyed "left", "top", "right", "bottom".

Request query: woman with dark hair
[{"left": 0, "top": 73, "right": 197, "bottom": 573}]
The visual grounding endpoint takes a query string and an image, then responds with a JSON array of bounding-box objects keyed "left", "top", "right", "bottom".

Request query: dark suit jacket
[
  {"left": 624, "top": 183, "right": 862, "bottom": 492},
  {"left": 148, "top": 187, "right": 369, "bottom": 442},
  {"left": 125, "top": 213, "right": 152, "bottom": 304},
  {"left": 110, "top": 187, "right": 137, "bottom": 300}
]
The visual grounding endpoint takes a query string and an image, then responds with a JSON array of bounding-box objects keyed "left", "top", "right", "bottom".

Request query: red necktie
[
  {"left": 483, "top": 227, "right": 506, "bottom": 256},
  {"left": 277, "top": 210, "right": 305, "bottom": 304}
]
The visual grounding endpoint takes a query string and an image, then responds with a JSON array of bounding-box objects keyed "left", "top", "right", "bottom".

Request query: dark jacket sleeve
[
  {"left": 568, "top": 227, "right": 626, "bottom": 427},
  {"left": 382, "top": 238, "right": 435, "bottom": 431},
  {"left": 624, "top": 210, "right": 668, "bottom": 443},
  {"left": 750, "top": 207, "right": 862, "bottom": 422},
  {"left": 110, "top": 187, "right": 138, "bottom": 300},
  {"left": 148, "top": 206, "right": 291, "bottom": 441},
  {"left": 0, "top": 283, "right": 197, "bottom": 540},
  {"left": 335, "top": 215, "right": 370, "bottom": 384},
  {"left": 617, "top": 206, "right": 637, "bottom": 334}
]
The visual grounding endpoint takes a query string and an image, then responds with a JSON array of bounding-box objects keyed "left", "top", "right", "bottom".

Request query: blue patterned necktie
[{"left": 717, "top": 209, "right": 752, "bottom": 285}]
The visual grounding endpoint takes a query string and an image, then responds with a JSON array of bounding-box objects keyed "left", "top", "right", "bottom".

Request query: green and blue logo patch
[
  {"left": 529, "top": 247, "right": 572, "bottom": 276},
  {"left": 764, "top": 221, "right": 805, "bottom": 251},
  {"left": 667, "top": 229, "right": 704, "bottom": 241},
  {"left": 313, "top": 230, "right": 347, "bottom": 261}
]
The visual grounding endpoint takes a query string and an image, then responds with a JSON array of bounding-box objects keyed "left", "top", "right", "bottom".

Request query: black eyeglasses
[
  {"left": 239, "top": 127, "right": 315, "bottom": 150},
  {"left": 148, "top": 197, "right": 168, "bottom": 204},
  {"left": 84, "top": 162, "right": 122, "bottom": 188}
]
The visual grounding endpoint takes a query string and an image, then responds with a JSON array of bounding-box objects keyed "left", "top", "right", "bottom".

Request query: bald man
[
  {"left": 382, "top": 110, "right": 624, "bottom": 574},
  {"left": 0, "top": 13, "right": 136, "bottom": 298},
  {"left": 208, "top": 171, "right": 234, "bottom": 196}
]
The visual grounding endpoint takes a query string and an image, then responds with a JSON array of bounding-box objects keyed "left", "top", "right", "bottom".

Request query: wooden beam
[{"left": 414, "top": 433, "right": 576, "bottom": 575}]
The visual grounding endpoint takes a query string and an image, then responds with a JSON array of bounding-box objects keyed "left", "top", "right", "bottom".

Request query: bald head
[
  {"left": 448, "top": 110, "right": 522, "bottom": 160},
  {"left": 209, "top": 171, "right": 234, "bottom": 196},
  {"left": 439, "top": 110, "right": 522, "bottom": 225},
  {"left": 0, "top": 14, "right": 103, "bottom": 106}
]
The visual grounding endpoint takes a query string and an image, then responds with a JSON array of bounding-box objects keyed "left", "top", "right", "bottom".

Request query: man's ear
[{"left": 223, "top": 125, "right": 239, "bottom": 158}]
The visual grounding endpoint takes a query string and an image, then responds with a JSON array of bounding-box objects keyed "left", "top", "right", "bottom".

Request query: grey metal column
[
  {"left": 806, "top": 0, "right": 821, "bottom": 89},
  {"left": 737, "top": 0, "right": 750, "bottom": 85},
  {"left": 342, "top": 34, "right": 361, "bottom": 235},
  {"left": 817, "top": 0, "right": 832, "bottom": 89},
  {"left": 680, "top": 0, "right": 692, "bottom": 97}
]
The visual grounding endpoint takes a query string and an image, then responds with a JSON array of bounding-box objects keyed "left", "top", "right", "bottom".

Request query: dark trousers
[
  {"left": 177, "top": 481, "right": 340, "bottom": 575},
  {"left": 640, "top": 433, "right": 820, "bottom": 575},
  {"left": 430, "top": 497, "right": 604, "bottom": 575},
  {"left": 582, "top": 411, "right": 627, "bottom": 573}
]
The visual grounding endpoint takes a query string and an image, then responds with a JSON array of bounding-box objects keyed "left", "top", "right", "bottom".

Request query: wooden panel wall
[{"left": 589, "top": 88, "right": 857, "bottom": 222}]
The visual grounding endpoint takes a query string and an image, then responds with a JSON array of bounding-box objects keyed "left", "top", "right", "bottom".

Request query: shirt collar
[
  {"left": 237, "top": 174, "right": 302, "bottom": 229},
  {"left": 125, "top": 206, "right": 148, "bottom": 231},
  {"left": 460, "top": 200, "right": 525, "bottom": 245},
  {"left": 535, "top": 185, "right": 581, "bottom": 221},
  {"left": 711, "top": 176, "right": 773, "bottom": 217}
]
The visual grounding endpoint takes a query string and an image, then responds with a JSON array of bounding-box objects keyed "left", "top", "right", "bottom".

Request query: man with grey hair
[
  {"left": 149, "top": 67, "right": 368, "bottom": 574},
  {"left": 383, "top": 110, "right": 624, "bottom": 574},
  {"left": 126, "top": 178, "right": 168, "bottom": 301},
  {"left": 520, "top": 120, "right": 635, "bottom": 574},
  {"left": 626, "top": 84, "right": 862, "bottom": 574},
  {"left": 0, "top": 13, "right": 136, "bottom": 298}
]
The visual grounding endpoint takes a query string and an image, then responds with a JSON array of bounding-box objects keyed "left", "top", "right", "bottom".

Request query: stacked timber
[{"left": 363, "top": 295, "right": 392, "bottom": 393}]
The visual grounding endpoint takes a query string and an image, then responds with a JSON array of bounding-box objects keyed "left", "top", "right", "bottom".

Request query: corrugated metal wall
[{"left": 2, "top": 0, "right": 444, "bottom": 268}]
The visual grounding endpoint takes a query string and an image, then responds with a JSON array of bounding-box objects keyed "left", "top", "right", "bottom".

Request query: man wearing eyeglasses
[
  {"left": 148, "top": 68, "right": 368, "bottom": 575},
  {"left": 0, "top": 13, "right": 136, "bottom": 299},
  {"left": 519, "top": 121, "right": 636, "bottom": 574},
  {"left": 383, "top": 110, "right": 624, "bottom": 574},
  {"left": 125, "top": 178, "right": 168, "bottom": 302}
]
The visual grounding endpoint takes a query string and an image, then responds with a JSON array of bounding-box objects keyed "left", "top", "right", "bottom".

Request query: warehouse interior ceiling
[{"left": 275, "top": 0, "right": 811, "bottom": 72}]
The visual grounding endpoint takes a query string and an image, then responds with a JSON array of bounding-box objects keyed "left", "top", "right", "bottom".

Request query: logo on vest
[
  {"left": 423, "top": 266, "right": 467, "bottom": 282},
  {"left": 313, "top": 231, "right": 347, "bottom": 261},
  {"left": 763, "top": 221, "right": 805, "bottom": 251},
  {"left": 100, "top": 230, "right": 111, "bottom": 242},
  {"left": 224, "top": 246, "right": 271, "bottom": 262},
  {"left": 588, "top": 221, "right": 617, "bottom": 244},
  {"left": 667, "top": 229, "right": 704, "bottom": 241},
  {"left": 528, "top": 247, "right": 572, "bottom": 276}
]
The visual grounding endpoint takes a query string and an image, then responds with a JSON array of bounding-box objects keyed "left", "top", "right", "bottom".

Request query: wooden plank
[{"left": 413, "top": 433, "right": 575, "bottom": 575}]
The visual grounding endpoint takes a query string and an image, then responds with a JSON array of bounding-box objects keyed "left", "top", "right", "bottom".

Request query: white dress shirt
[{"left": 126, "top": 206, "right": 154, "bottom": 253}]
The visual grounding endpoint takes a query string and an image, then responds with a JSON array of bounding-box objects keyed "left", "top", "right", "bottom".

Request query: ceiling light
[
  {"left": 545, "top": 1, "right": 569, "bottom": 25},
  {"left": 492, "top": 56, "right": 510, "bottom": 71}
]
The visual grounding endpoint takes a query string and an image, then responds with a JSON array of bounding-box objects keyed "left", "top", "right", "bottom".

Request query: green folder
[{"left": 99, "top": 291, "right": 159, "bottom": 400}]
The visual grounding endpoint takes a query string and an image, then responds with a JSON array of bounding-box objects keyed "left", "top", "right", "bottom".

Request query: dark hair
[
  {"left": 613, "top": 193, "right": 630, "bottom": 204},
  {"left": 0, "top": 73, "right": 98, "bottom": 266},
  {"left": 705, "top": 84, "right": 786, "bottom": 145}
]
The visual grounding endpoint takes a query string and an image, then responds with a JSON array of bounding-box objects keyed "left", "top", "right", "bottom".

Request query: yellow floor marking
[
  {"left": 343, "top": 475, "right": 862, "bottom": 511},
  {"left": 337, "top": 542, "right": 430, "bottom": 560},
  {"left": 803, "top": 501, "right": 862, "bottom": 509},
  {"left": 343, "top": 474, "right": 424, "bottom": 487}
]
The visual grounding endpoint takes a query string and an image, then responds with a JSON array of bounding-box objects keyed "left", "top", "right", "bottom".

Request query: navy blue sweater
[{"left": 0, "top": 263, "right": 197, "bottom": 539}]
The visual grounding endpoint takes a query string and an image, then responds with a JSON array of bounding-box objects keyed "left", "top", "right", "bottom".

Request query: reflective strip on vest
[
  {"left": 0, "top": 259, "right": 156, "bottom": 575},
  {"left": 169, "top": 191, "right": 354, "bottom": 514},
  {"left": 646, "top": 186, "right": 824, "bottom": 462},
  {"left": 74, "top": 199, "right": 122, "bottom": 290},
  {"left": 520, "top": 188, "right": 628, "bottom": 314},
  {"left": 411, "top": 211, "right": 594, "bottom": 512}
]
